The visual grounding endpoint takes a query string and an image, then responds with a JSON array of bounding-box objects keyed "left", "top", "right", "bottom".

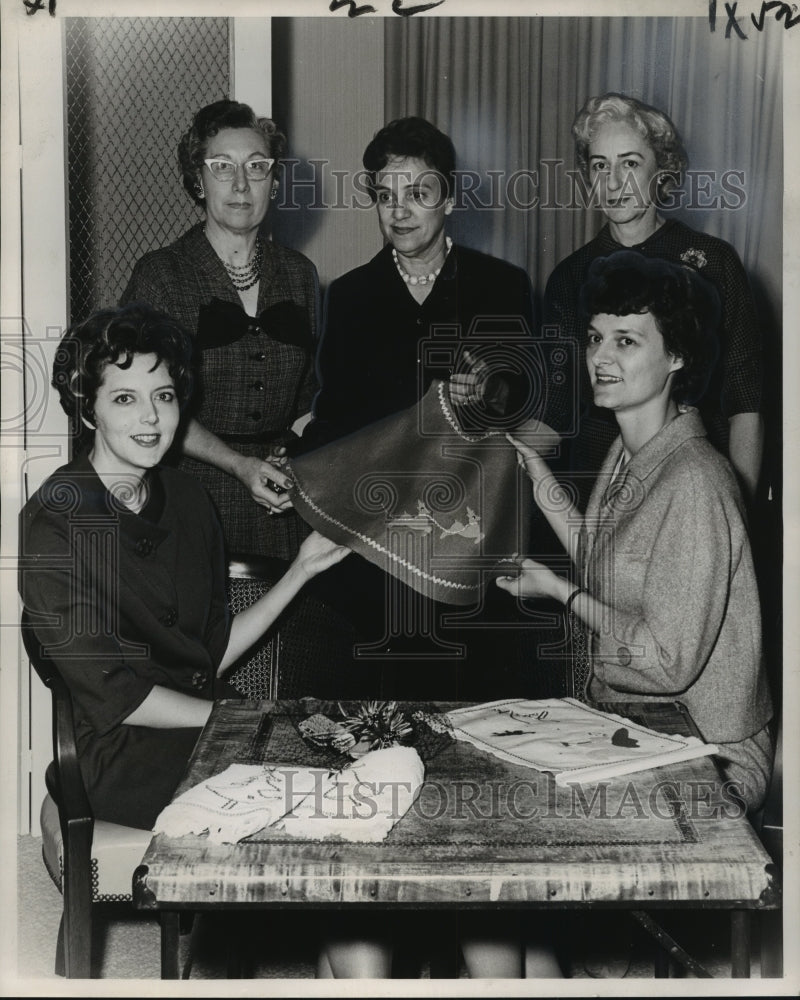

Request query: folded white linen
[
  {"left": 153, "top": 762, "right": 308, "bottom": 844},
  {"left": 276, "top": 746, "right": 425, "bottom": 843},
  {"left": 153, "top": 747, "right": 424, "bottom": 845}
]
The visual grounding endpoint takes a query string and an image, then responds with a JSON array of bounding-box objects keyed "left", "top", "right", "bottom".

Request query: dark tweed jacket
[
  {"left": 544, "top": 220, "right": 763, "bottom": 507},
  {"left": 122, "top": 224, "right": 319, "bottom": 559}
]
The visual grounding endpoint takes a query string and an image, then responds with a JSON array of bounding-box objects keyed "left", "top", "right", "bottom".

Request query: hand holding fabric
[
  {"left": 294, "top": 530, "right": 351, "bottom": 581},
  {"left": 506, "top": 432, "right": 555, "bottom": 490},
  {"left": 234, "top": 454, "right": 295, "bottom": 513},
  {"left": 496, "top": 556, "right": 565, "bottom": 601}
]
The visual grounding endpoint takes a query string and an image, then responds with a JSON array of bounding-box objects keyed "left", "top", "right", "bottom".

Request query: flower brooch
[{"left": 680, "top": 248, "right": 708, "bottom": 270}]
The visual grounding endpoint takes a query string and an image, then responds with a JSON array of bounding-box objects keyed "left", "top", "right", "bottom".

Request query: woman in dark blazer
[
  {"left": 299, "top": 117, "right": 557, "bottom": 706},
  {"left": 20, "top": 304, "right": 346, "bottom": 829},
  {"left": 122, "top": 100, "right": 318, "bottom": 561},
  {"left": 306, "top": 116, "right": 535, "bottom": 448},
  {"left": 302, "top": 116, "right": 562, "bottom": 981}
]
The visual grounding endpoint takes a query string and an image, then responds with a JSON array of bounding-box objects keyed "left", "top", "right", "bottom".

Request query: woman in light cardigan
[{"left": 499, "top": 251, "right": 773, "bottom": 812}]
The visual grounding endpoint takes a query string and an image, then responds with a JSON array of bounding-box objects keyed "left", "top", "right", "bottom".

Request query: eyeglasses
[{"left": 203, "top": 157, "right": 275, "bottom": 182}]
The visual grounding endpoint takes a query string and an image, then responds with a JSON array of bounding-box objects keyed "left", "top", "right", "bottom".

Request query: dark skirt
[{"left": 80, "top": 726, "right": 203, "bottom": 829}]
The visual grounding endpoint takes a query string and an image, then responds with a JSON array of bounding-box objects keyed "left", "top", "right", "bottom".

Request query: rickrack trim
[
  {"left": 437, "top": 381, "right": 496, "bottom": 443},
  {"left": 290, "top": 477, "right": 477, "bottom": 594}
]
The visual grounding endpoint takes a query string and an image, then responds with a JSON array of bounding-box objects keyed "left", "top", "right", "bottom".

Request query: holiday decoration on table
[{"left": 296, "top": 699, "right": 453, "bottom": 766}]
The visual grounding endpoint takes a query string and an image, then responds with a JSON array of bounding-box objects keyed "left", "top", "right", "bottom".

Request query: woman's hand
[
  {"left": 495, "top": 556, "right": 570, "bottom": 602},
  {"left": 234, "top": 455, "right": 294, "bottom": 514},
  {"left": 506, "top": 432, "right": 555, "bottom": 487},
  {"left": 293, "top": 530, "right": 350, "bottom": 581},
  {"left": 448, "top": 350, "right": 491, "bottom": 407},
  {"left": 511, "top": 417, "right": 562, "bottom": 450},
  {"left": 218, "top": 531, "right": 351, "bottom": 676}
]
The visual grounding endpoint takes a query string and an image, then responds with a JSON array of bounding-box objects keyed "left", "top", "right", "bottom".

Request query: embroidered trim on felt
[{"left": 290, "top": 477, "right": 478, "bottom": 594}]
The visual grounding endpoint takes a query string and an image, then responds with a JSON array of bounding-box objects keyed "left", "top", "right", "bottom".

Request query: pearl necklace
[
  {"left": 206, "top": 230, "right": 263, "bottom": 291},
  {"left": 393, "top": 237, "right": 453, "bottom": 286}
]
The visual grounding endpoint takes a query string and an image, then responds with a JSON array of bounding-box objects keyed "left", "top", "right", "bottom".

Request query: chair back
[
  {"left": 759, "top": 720, "right": 783, "bottom": 865},
  {"left": 226, "top": 554, "right": 360, "bottom": 700},
  {"left": 21, "top": 607, "right": 93, "bottom": 824}
]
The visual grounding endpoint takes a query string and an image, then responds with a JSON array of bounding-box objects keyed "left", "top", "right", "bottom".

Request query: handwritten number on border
[
  {"left": 329, "top": 0, "right": 377, "bottom": 16},
  {"left": 329, "top": 0, "right": 447, "bottom": 15},
  {"left": 710, "top": 0, "right": 800, "bottom": 34},
  {"left": 23, "top": 0, "right": 56, "bottom": 15}
]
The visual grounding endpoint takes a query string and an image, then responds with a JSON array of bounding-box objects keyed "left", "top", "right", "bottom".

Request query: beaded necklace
[
  {"left": 392, "top": 237, "right": 453, "bottom": 286},
  {"left": 206, "top": 230, "right": 263, "bottom": 291}
]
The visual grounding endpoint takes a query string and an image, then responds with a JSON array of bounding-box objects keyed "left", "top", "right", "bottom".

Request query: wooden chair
[
  {"left": 755, "top": 720, "right": 783, "bottom": 977},
  {"left": 21, "top": 608, "right": 153, "bottom": 978}
]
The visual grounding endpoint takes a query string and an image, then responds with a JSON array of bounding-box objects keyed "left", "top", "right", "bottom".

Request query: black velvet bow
[{"left": 195, "top": 298, "right": 314, "bottom": 353}]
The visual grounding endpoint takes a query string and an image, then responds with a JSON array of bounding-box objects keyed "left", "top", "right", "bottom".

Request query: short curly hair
[
  {"left": 579, "top": 251, "right": 721, "bottom": 405},
  {"left": 52, "top": 303, "right": 194, "bottom": 435},
  {"left": 572, "top": 93, "right": 688, "bottom": 200},
  {"left": 362, "top": 116, "right": 456, "bottom": 201},
  {"left": 178, "top": 99, "right": 287, "bottom": 206}
]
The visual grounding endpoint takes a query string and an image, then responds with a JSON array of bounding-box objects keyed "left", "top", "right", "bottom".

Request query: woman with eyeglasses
[{"left": 122, "top": 100, "right": 318, "bottom": 562}]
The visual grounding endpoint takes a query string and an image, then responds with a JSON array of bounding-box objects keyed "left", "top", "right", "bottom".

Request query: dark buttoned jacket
[
  {"left": 19, "top": 453, "right": 231, "bottom": 824},
  {"left": 304, "top": 243, "right": 535, "bottom": 448}
]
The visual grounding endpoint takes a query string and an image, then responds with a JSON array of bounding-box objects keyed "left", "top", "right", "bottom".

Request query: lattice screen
[{"left": 66, "top": 17, "right": 230, "bottom": 322}]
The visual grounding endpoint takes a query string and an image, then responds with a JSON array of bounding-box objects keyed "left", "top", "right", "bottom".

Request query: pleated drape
[{"left": 384, "top": 16, "right": 782, "bottom": 317}]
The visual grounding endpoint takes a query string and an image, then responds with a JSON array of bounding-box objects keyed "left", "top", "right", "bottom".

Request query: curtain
[
  {"left": 384, "top": 16, "right": 782, "bottom": 319},
  {"left": 384, "top": 15, "right": 784, "bottom": 704}
]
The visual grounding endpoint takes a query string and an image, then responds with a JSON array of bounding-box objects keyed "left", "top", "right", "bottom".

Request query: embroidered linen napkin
[
  {"left": 275, "top": 746, "right": 425, "bottom": 842},
  {"left": 153, "top": 746, "right": 424, "bottom": 845},
  {"left": 447, "top": 698, "right": 717, "bottom": 786}
]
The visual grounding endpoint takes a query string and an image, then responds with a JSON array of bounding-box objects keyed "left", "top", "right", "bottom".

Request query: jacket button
[
  {"left": 248, "top": 323, "right": 260, "bottom": 336},
  {"left": 250, "top": 411, "right": 262, "bottom": 421},
  {"left": 159, "top": 609, "right": 177, "bottom": 627},
  {"left": 253, "top": 381, "right": 265, "bottom": 392},
  {"left": 251, "top": 352, "right": 266, "bottom": 362},
  {"left": 616, "top": 647, "right": 632, "bottom": 666},
  {"left": 191, "top": 671, "right": 205, "bottom": 689},
  {"left": 135, "top": 538, "right": 153, "bottom": 557}
]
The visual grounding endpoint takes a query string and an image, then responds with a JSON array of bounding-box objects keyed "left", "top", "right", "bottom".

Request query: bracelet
[{"left": 564, "top": 586, "right": 584, "bottom": 616}]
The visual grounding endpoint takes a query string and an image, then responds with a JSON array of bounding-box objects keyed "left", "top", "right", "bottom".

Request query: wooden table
[{"left": 132, "top": 699, "right": 779, "bottom": 979}]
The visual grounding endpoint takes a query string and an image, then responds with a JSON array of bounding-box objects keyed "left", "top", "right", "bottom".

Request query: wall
[{"left": 271, "top": 17, "right": 384, "bottom": 293}]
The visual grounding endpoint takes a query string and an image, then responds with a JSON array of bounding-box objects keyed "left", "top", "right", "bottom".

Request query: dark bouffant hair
[
  {"left": 178, "top": 99, "right": 287, "bottom": 206},
  {"left": 579, "top": 251, "right": 721, "bottom": 405},
  {"left": 52, "top": 303, "right": 194, "bottom": 434},
  {"left": 572, "top": 93, "right": 688, "bottom": 200},
  {"left": 362, "top": 116, "right": 456, "bottom": 201}
]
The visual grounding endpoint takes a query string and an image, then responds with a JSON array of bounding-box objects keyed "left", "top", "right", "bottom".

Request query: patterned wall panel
[{"left": 66, "top": 17, "right": 229, "bottom": 321}]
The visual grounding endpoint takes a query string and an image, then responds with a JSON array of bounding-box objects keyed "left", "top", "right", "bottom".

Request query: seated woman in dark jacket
[{"left": 19, "top": 303, "right": 347, "bottom": 830}]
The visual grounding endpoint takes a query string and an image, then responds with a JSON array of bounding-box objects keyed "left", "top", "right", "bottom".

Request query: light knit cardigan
[{"left": 581, "top": 407, "right": 772, "bottom": 746}]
